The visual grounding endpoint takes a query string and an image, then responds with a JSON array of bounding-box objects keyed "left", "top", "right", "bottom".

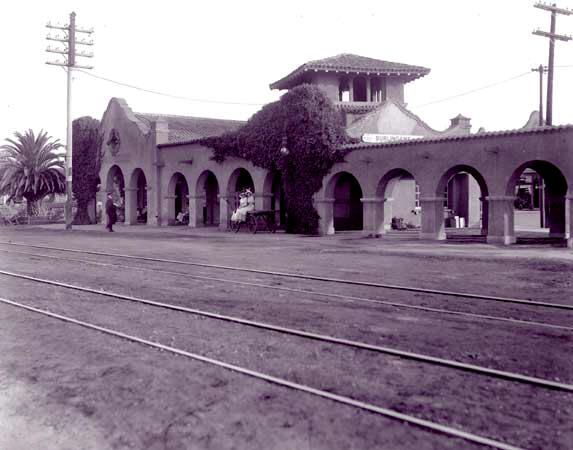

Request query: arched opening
[
  {"left": 105, "top": 165, "right": 125, "bottom": 223},
  {"left": 227, "top": 168, "right": 255, "bottom": 212},
  {"left": 436, "top": 165, "right": 489, "bottom": 237},
  {"left": 332, "top": 172, "right": 363, "bottom": 231},
  {"left": 507, "top": 160, "right": 568, "bottom": 240},
  {"left": 263, "top": 171, "right": 286, "bottom": 228},
  {"left": 352, "top": 76, "right": 367, "bottom": 102},
  {"left": 167, "top": 173, "right": 189, "bottom": 225},
  {"left": 129, "top": 169, "right": 147, "bottom": 224},
  {"left": 377, "top": 169, "right": 420, "bottom": 233},
  {"left": 195, "top": 171, "right": 219, "bottom": 227}
]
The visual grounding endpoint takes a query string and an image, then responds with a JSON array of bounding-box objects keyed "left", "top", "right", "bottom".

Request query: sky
[{"left": 2, "top": 0, "right": 573, "bottom": 146}]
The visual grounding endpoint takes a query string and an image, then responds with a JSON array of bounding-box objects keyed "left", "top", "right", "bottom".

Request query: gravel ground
[{"left": 0, "top": 225, "right": 572, "bottom": 449}]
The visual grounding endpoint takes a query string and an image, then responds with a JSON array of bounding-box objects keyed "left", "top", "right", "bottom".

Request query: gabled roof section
[
  {"left": 270, "top": 54, "right": 430, "bottom": 90},
  {"left": 346, "top": 99, "right": 439, "bottom": 139},
  {"left": 345, "top": 99, "right": 473, "bottom": 140},
  {"left": 135, "top": 113, "right": 245, "bottom": 144}
]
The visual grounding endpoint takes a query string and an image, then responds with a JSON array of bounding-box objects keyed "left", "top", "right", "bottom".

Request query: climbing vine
[{"left": 201, "top": 84, "right": 353, "bottom": 234}]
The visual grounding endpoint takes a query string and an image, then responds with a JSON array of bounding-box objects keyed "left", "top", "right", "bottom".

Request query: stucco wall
[
  {"left": 386, "top": 78, "right": 405, "bottom": 104},
  {"left": 310, "top": 72, "right": 340, "bottom": 102}
]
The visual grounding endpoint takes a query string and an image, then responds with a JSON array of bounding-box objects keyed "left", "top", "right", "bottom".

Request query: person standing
[{"left": 105, "top": 192, "right": 117, "bottom": 232}]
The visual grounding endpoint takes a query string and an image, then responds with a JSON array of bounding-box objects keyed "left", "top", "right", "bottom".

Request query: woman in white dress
[{"left": 231, "top": 189, "right": 255, "bottom": 222}]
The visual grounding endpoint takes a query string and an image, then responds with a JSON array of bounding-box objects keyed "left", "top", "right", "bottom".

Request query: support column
[
  {"left": 360, "top": 197, "right": 384, "bottom": 235},
  {"left": 315, "top": 198, "right": 335, "bottom": 235},
  {"left": 419, "top": 197, "right": 446, "bottom": 240},
  {"left": 565, "top": 195, "right": 572, "bottom": 248},
  {"left": 164, "top": 195, "right": 177, "bottom": 225},
  {"left": 124, "top": 188, "right": 137, "bottom": 225},
  {"left": 485, "top": 196, "right": 516, "bottom": 245},
  {"left": 547, "top": 192, "right": 566, "bottom": 238},
  {"left": 188, "top": 194, "right": 205, "bottom": 228},
  {"left": 218, "top": 194, "right": 232, "bottom": 231},
  {"left": 480, "top": 197, "right": 489, "bottom": 235},
  {"left": 349, "top": 77, "right": 354, "bottom": 102},
  {"left": 255, "top": 193, "right": 272, "bottom": 211},
  {"left": 366, "top": 77, "right": 372, "bottom": 102},
  {"left": 383, "top": 197, "right": 394, "bottom": 231}
]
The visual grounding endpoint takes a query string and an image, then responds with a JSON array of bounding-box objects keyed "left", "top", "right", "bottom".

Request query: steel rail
[
  {"left": 2, "top": 248, "right": 571, "bottom": 332},
  {"left": 0, "top": 296, "right": 525, "bottom": 450},
  {"left": 0, "top": 241, "right": 571, "bottom": 311},
  {"left": 1, "top": 269, "right": 572, "bottom": 393}
]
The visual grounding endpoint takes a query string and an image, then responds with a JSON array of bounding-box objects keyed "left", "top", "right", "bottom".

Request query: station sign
[{"left": 362, "top": 134, "right": 424, "bottom": 144}]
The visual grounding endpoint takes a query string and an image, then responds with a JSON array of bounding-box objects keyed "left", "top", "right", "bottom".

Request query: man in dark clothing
[{"left": 105, "top": 193, "right": 117, "bottom": 232}]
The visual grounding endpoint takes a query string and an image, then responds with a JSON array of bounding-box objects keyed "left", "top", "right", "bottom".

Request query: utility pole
[
  {"left": 532, "top": 2, "right": 572, "bottom": 126},
  {"left": 46, "top": 12, "right": 94, "bottom": 230},
  {"left": 531, "top": 64, "right": 548, "bottom": 125}
]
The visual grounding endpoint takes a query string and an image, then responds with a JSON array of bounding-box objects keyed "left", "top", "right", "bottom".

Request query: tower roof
[{"left": 270, "top": 54, "right": 430, "bottom": 90}]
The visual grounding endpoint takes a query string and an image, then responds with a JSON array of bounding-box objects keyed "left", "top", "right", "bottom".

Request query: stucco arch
[
  {"left": 322, "top": 171, "right": 364, "bottom": 232},
  {"left": 435, "top": 165, "right": 489, "bottom": 234},
  {"left": 193, "top": 170, "right": 219, "bottom": 227},
  {"left": 226, "top": 167, "right": 255, "bottom": 195},
  {"left": 373, "top": 168, "right": 419, "bottom": 233},
  {"left": 505, "top": 160, "right": 569, "bottom": 239},
  {"left": 224, "top": 168, "right": 256, "bottom": 224},
  {"left": 125, "top": 168, "right": 148, "bottom": 225},
  {"left": 105, "top": 165, "right": 125, "bottom": 223},
  {"left": 166, "top": 172, "right": 189, "bottom": 225}
]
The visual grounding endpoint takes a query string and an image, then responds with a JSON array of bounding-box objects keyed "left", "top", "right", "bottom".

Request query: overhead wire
[
  {"left": 413, "top": 72, "right": 533, "bottom": 108},
  {"left": 75, "top": 69, "right": 268, "bottom": 107},
  {"left": 76, "top": 66, "right": 571, "bottom": 111}
]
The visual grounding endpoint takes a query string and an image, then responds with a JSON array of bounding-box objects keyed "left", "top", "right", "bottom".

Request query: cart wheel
[
  {"left": 248, "top": 216, "right": 258, "bottom": 234},
  {"left": 267, "top": 220, "right": 277, "bottom": 233},
  {"left": 230, "top": 220, "right": 241, "bottom": 233}
]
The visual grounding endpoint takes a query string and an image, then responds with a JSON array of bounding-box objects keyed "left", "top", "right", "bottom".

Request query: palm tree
[{"left": 0, "top": 129, "right": 66, "bottom": 216}]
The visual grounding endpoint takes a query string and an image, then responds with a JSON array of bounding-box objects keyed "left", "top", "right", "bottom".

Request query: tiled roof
[
  {"left": 136, "top": 113, "right": 245, "bottom": 145},
  {"left": 340, "top": 124, "right": 573, "bottom": 151},
  {"left": 270, "top": 54, "right": 430, "bottom": 90}
]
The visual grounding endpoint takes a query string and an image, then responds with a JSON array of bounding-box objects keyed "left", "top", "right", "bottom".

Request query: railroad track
[
  {"left": 0, "top": 240, "right": 570, "bottom": 310},
  {"left": 1, "top": 241, "right": 571, "bottom": 449},
  {"left": 1, "top": 267, "right": 570, "bottom": 392},
  {"left": 0, "top": 242, "right": 571, "bottom": 335},
  {"left": 0, "top": 289, "right": 545, "bottom": 450}
]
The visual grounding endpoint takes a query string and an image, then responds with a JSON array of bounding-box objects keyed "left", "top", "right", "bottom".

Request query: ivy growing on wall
[
  {"left": 72, "top": 116, "right": 103, "bottom": 224},
  {"left": 201, "top": 84, "right": 353, "bottom": 234}
]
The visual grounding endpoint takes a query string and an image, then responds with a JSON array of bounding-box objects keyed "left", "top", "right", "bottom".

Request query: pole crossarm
[
  {"left": 46, "top": 48, "right": 69, "bottom": 55},
  {"left": 531, "top": 65, "right": 549, "bottom": 72},
  {"left": 46, "top": 36, "right": 68, "bottom": 43},
  {"left": 534, "top": 2, "right": 573, "bottom": 15},
  {"left": 533, "top": 29, "right": 572, "bottom": 41}
]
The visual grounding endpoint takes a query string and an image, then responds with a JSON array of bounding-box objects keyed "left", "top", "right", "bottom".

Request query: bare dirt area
[{"left": 0, "top": 224, "right": 572, "bottom": 449}]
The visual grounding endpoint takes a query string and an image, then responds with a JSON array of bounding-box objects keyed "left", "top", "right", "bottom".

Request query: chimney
[{"left": 450, "top": 114, "right": 471, "bottom": 134}]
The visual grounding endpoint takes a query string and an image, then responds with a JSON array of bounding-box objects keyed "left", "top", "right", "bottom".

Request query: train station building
[{"left": 98, "top": 54, "right": 573, "bottom": 247}]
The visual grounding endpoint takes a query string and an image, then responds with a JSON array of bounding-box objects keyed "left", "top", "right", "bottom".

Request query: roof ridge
[
  {"left": 341, "top": 123, "right": 573, "bottom": 150},
  {"left": 135, "top": 112, "right": 246, "bottom": 123}
]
